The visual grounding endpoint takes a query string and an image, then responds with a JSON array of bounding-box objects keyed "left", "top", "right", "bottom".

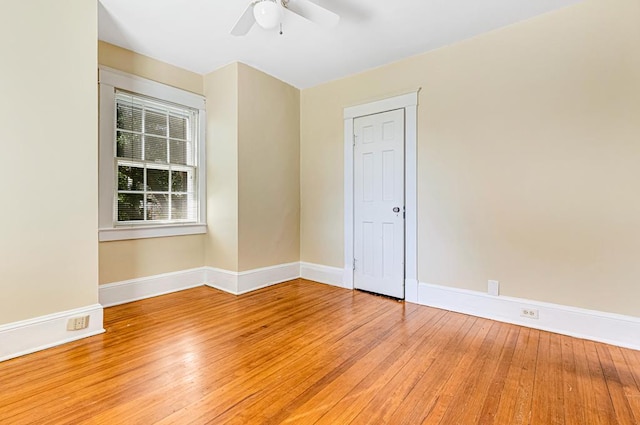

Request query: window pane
[
  {"left": 146, "top": 194, "right": 169, "bottom": 220},
  {"left": 116, "top": 131, "right": 142, "bottom": 160},
  {"left": 117, "top": 104, "right": 142, "bottom": 132},
  {"left": 118, "top": 193, "right": 144, "bottom": 221},
  {"left": 169, "top": 115, "right": 187, "bottom": 139},
  {"left": 169, "top": 139, "right": 188, "bottom": 165},
  {"left": 145, "top": 136, "right": 167, "bottom": 163},
  {"left": 172, "top": 194, "right": 189, "bottom": 219},
  {"left": 118, "top": 166, "right": 144, "bottom": 191},
  {"left": 172, "top": 170, "right": 189, "bottom": 192},
  {"left": 145, "top": 110, "right": 167, "bottom": 136},
  {"left": 147, "top": 168, "right": 169, "bottom": 191}
]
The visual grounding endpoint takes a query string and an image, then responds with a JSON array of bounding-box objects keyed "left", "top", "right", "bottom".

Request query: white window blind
[{"left": 114, "top": 92, "right": 199, "bottom": 225}]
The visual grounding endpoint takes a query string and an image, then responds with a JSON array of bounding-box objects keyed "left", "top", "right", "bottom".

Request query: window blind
[{"left": 114, "top": 91, "right": 199, "bottom": 224}]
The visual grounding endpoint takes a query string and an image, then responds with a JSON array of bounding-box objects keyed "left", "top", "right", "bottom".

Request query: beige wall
[
  {"left": 301, "top": 0, "right": 640, "bottom": 316},
  {"left": 99, "top": 236, "right": 205, "bottom": 284},
  {"left": 237, "top": 64, "right": 300, "bottom": 271},
  {"left": 0, "top": 1, "right": 98, "bottom": 324},
  {"left": 204, "top": 63, "right": 240, "bottom": 271},
  {"left": 203, "top": 63, "right": 301, "bottom": 272},
  {"left": 98, "top": 41, "right": 206, "bottom": 284},
  {"left": 98, "top": 46, "right": 300, "bottom": 278},
  {"left": 98, "top": 41, "right": 203, "bottom": 95}
]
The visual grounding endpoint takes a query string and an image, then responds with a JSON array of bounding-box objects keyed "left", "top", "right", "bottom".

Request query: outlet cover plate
[
  {"left": 67, "top": 315, "right": 90, "bottom": 331},
  {"left": 488, "top": 280, "right": 499, "bottom": 296},
  {"left": 520, "top": 308, "right": 539, "bottom": 319}
]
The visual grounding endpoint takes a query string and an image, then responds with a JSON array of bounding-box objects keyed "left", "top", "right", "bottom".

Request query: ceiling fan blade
[
  {"left": 285, "top": 0, "right": 339, "bottom": 27},
  {"left": 230, "top": 3, "right": 256, "bottom": 36}
]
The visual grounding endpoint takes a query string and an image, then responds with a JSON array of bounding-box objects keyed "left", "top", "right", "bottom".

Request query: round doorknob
[{"left": 393, "top": 207, "right": 400, "bottom": 213}]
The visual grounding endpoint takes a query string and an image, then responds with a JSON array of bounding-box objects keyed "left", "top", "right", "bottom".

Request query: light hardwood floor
[{"left": 1, "top": 279, "right": 639, "bottom": 424}]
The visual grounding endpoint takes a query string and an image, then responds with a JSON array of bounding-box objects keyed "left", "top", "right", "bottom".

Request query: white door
[{"left": 353, "top": 109, "right": 405, "bottom": 299}]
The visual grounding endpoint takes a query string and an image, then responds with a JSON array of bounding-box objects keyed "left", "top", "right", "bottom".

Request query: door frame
[{"left": 343, "top": 91, "right": 419, "bottom": 303}]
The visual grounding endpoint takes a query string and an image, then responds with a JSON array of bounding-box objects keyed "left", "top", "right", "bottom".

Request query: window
[
  {"left": 115, "top": 92, "right": 198, "bottom": 223},
  {"left": 99, "top": 68, "right": 206, "bottom": 241}
]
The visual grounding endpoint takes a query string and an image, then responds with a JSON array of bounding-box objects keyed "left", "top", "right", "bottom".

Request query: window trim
[{"left": 98, "top": 67, "right": 207, "bottom": 242}]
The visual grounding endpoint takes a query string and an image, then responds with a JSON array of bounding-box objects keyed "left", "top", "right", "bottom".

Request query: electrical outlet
[
  {"left": 520, "top": 308, "right": 539, "bottom": 319},
  {"left": 67, "top": 315, "right": 90, "bottom": 331},
  {"left": 488, "top": 280, "right": 499, "bottom": 296}
]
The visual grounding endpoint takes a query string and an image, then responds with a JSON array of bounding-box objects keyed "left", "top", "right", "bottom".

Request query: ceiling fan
[{"left": 230, "top": 0, "right": 340, "bottom": 36}]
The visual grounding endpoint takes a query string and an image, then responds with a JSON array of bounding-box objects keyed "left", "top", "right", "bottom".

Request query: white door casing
[
  {"left": 353, "top": 109, "right": 405, "bottom": 298},
  {"left": 343, "top": 91, "right": 419, "bottom": 303}
]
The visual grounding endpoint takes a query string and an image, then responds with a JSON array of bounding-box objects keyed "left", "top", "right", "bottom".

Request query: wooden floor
[{"left": 1, "top": 280, "right": 639, "bottom": 424}]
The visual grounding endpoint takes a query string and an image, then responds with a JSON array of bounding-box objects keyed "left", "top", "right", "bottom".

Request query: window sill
[{"left": 99, "top": 223, "right": 207, "bottom": 242}]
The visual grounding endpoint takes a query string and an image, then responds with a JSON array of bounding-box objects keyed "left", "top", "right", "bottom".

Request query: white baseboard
[
  {"left": 300, "top": 262, "right": 348, "bottom": 289},
  {"left": 99, "top": 263, "right": 303, "bottom": 306},
  {"left": 205, "top": 267, "right": 238, "bottom": 294},
  {"left": 205, "top": 262, "right": 300, "bottom": 295},
  {"left": 418, "top": 282, "right": 640, "bottom": 351},
  {"left": 99, "top": 267, "right": 206, "bottom": 307},
  {"left": 237, "top": 262, "right": 300, "bottom": 294},
  {"left": 0, "top": 304, "right": 105, "bottom": 363}
]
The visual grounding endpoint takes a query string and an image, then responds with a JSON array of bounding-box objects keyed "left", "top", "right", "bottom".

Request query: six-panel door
[{"left": 353, "top": 108, "right": 405, "bottom": 299}]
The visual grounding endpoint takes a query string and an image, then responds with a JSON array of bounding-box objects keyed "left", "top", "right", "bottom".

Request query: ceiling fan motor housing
[{"left": 253, "top": 0, "right": 282, "bottom": 29}]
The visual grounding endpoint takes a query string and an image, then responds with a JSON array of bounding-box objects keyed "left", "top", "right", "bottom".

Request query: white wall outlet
[
  {"left": 67, "top": 315, "right": 90, "bottom": 331},
  {"left": 487, "top": 280, "right": 499, "bottom": 296},
  {"left": 520, "top": 308, "right": 539, "bottom": 319}
]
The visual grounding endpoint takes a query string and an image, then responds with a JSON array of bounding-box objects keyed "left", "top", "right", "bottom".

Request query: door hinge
[
  {"left": 353, "top": 133, "right": 356, "bottom": 146},
  {"left": 403, "top": 206, "right": 406, "bottom": 219},
  {"left": 353, "top": 259, "right": 357, "bottom": 271}
]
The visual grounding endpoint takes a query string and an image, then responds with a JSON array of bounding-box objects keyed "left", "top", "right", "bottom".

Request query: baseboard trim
[
  {"left": 418, "top": 282, "right": 640, "bottom": 351},
  {"left": 238, "top": 262, "right": 300, "bottom": 294},
  {"left": 205, "top": 267, "right": 238, "bottom": 295},
  {"left": 205, "top": 262, "right": 300, "bottom": 295},
  {"left": 0, "top": 304, "right": 105, "bottom": 363},
  {"left": 300, "top": 262, "right": 348, "bottom": 289},
  {"left": 99, "top": 268, "right": 206, "bottom": 307},
  {"left": 99, "top": 262, "right": 306, "bottom": 306}
]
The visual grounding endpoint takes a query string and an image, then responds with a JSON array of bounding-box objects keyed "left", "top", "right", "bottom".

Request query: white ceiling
[{"left": 98, "top": 0, "right": 582, "bottom": 89}]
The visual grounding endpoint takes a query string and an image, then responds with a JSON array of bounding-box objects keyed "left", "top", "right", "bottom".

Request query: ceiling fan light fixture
[{"left": 253, "top": 0, "right": 282, "bottom": 30}]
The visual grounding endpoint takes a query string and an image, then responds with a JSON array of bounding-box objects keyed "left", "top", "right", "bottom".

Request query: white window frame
[{"left": 98, "top": 67, "right": 207, "bottom": 242}]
